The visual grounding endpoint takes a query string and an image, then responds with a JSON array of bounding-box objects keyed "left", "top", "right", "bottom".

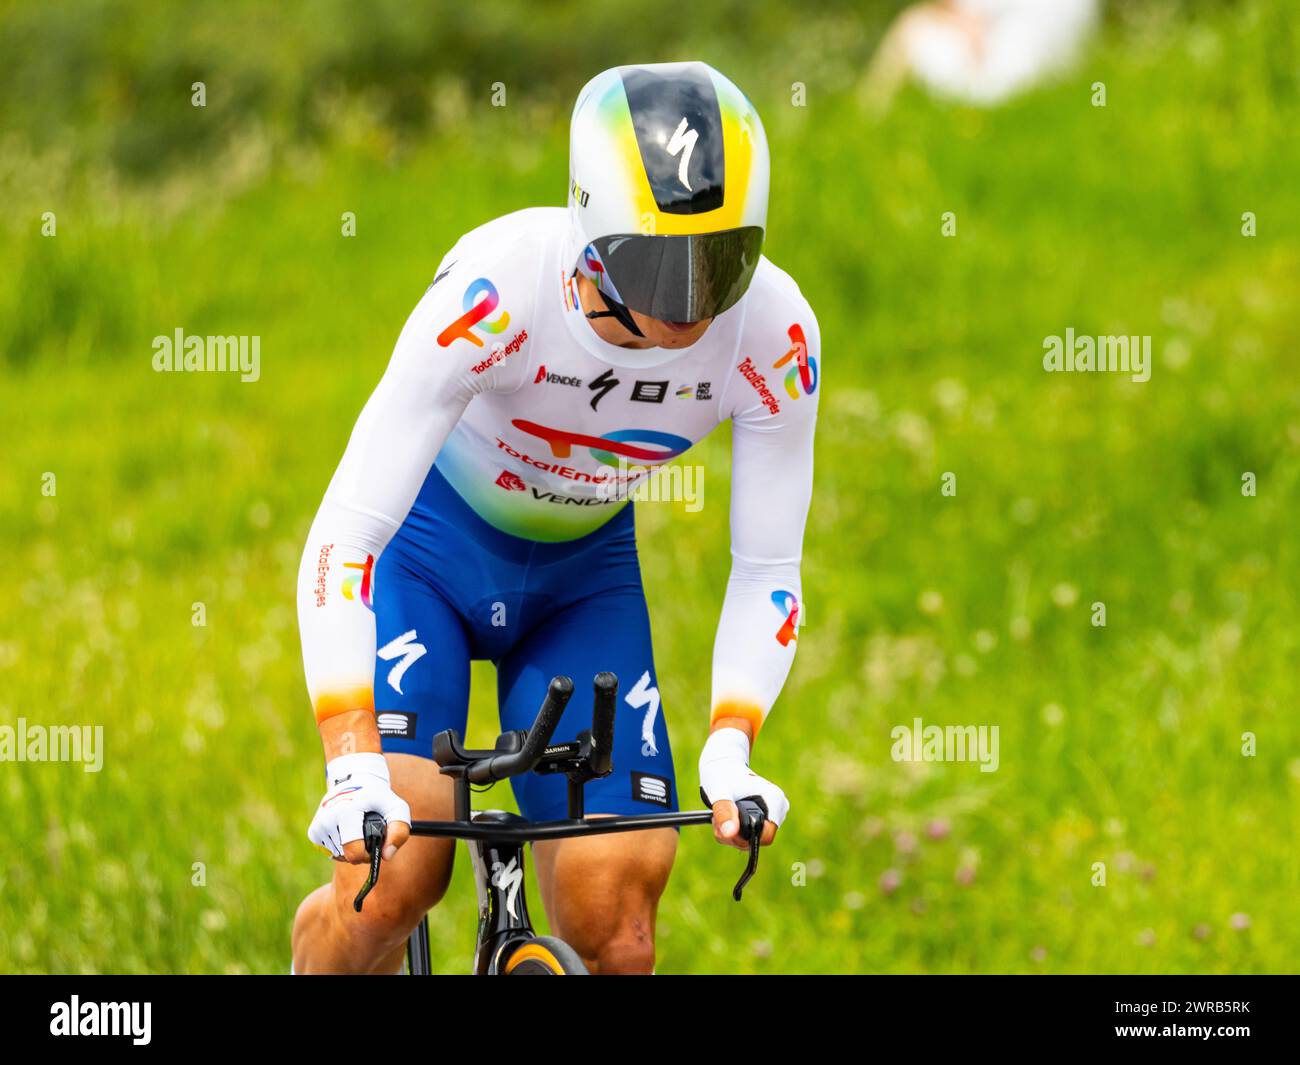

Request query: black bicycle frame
[
  {"left": 353, "top": 673, "right": 765, "bottom": 975},
  {"left": 403, "top": 808, "right": 714, "bottom": 974}
]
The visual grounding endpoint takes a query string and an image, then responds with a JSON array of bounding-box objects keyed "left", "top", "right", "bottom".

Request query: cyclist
[{"left": 293, "top": 61, "right": 820, "bottom": 974}]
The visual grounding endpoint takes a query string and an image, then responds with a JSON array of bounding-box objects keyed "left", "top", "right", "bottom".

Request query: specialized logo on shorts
[
  {"left": 436, "top": 277, "right": 511, "bottom": 348},
  {"left": 376, "top": 710, "right": 417, "bottom": 739},
  {"left": 774, "top": 323, "right": 817, "bottom": 399},
  {"left": 624, "top": 670, "right": 661, "bottom": 757},
  {"left": 341, "top": 555, "right": 374, "bottom": 610},
  {"left": 511, "top": 418, "right": 691, "bottom": 468},
  {"left": 377, "top": 629, "right": 427, "bottom": 695},
  {"left": 772, "top": 589, "right": 800, "bottom": 646},
  {"left": 495, "top": 470, "right": 526, "bottom": 491},
  {"left": 632, "top": 772, "right": 672, "bottom": 807}
]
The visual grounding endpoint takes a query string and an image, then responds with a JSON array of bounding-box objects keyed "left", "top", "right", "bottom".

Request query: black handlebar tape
[
  {"left": 590, "top": 671, "right": 618, "bottom": 777},
  {"left": 467, "top": 675, "right": 574, "bottom": 784}
]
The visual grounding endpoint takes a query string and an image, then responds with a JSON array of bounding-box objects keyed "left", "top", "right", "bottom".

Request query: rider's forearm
[
  {"left": 318, "top": 709, "right": 384, "bottom": 762},
  {"left": 709, "top": 555, "right": 803, "bottom": 745}
]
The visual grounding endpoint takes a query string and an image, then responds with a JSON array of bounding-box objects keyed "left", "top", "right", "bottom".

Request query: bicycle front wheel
[{"left": 502, "top": 936, "right": 589, "bottom": 975}]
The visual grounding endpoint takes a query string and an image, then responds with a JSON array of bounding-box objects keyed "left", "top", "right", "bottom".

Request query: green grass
[{"left": 2, "top": 1, "right": 1299, "bottom": 973}]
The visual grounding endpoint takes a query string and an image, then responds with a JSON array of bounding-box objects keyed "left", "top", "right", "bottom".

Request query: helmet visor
[{"left": 591, "top": 227, "right": 763, "bottom": 323}]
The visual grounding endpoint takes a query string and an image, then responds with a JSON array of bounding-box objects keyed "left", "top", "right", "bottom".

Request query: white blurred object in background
[{"left": 864, "top": 0, "right": 1101, "bottom": 110}]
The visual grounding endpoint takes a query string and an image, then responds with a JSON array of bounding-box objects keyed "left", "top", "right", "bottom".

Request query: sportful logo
[
  {"left": 436, "top": 278, "right": 510, "bottom": 348},
  {"left": 666, "top": 117, "right": 698, "bottom": 191},
  {"left": 341, "top": 555, "right": 374, "bottom": 610},
  {"left": 774, "top": 323, "right": 817, "bottom": 399},
  {"left": 511, "top": 418, "right": 691, "bottom": 468},
  {"left": 771, "top": 589, "right": 799, "bottom": 646}
]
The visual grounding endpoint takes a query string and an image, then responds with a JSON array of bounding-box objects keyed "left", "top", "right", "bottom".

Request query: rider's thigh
[
  {"left": 328, "top": 752, "right": 457, "bottom": 937},
  {"left": 532, "top": 824, "right": 678, "bottom": 973}
]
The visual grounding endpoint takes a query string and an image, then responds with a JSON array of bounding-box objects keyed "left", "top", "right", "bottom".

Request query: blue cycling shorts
[{"left": 371, "top": 466, "right": 677, "bottom": 821}]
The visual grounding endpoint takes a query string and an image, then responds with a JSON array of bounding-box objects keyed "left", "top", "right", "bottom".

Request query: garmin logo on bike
[{"left": 632, "top": 772, "right": 672, "bottom": 807}]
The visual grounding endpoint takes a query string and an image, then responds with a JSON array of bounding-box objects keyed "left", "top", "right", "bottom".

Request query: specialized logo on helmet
[
  {"left": 436, "top": 278, "right": 510, "bottom": 348},
  {"left": 511, "top": 418, "right": 691, "bottom": 467},
  {"left": 772, "top": 589, "right": 799, "bottom": 646},
  {"left": 773, "top": 323, "right": 818, "bottom": 399},
  {"left": 666, "top": 117, "right": 698, "bottom": 192}
]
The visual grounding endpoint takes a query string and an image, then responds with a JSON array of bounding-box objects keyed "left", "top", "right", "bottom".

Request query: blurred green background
[{"left": 2, "top": 0, "right": 1298, "bottom": 974}]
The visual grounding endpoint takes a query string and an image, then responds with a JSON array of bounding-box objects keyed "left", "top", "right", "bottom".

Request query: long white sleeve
[{"left": 711, "top": 309, "right": 820, "bottom": 737}]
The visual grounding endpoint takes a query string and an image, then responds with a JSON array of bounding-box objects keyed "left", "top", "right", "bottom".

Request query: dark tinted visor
[{"left": 592, "top": 227, "right": 763, "bottom": 322}]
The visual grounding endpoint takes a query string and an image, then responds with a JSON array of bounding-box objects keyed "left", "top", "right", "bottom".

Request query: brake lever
[
  {"left": 353, "top": 812, "right": 388, "bottom": 912},
  {"left": 731, "top": 797, "right": 768, "bottom": 902}
]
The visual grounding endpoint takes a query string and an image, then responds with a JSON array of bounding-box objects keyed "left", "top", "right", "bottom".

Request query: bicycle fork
[{"left": 466, "top": 811, "right": 537, "bottom": 975}]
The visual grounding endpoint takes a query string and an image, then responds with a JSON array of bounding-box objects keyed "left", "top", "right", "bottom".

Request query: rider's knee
[
  {"left": 334, "top": 852, "right": 451, "bottom": 948},
  {"left": 593, "top": 916, "right": 656, "bottom": 975}
]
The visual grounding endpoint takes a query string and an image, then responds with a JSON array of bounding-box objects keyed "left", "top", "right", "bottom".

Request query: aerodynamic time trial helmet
[{"left": 568, "top": 61, "right": 770, "bottom": 332}]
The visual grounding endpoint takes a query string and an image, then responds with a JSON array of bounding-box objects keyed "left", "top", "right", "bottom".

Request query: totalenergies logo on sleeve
[
  {"left": 341, "top": 554, "right": 374, "bottom": 610},
  {"left": 437, "top": 278, "right": 511, "bottom": 348},
  {"left": 773, "top": 323, "right": 818, "bottom": 399},
  {"left": 771, "top": 589, "right": 800, "bottom": 646}
]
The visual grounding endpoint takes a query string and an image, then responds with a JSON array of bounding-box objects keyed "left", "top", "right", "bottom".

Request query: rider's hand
[
  {"left": 699, "top": 727, "right": 786, "bottom": 849},
  {"left": 308, "top": 752, "right": 411, "bottom": 864}
]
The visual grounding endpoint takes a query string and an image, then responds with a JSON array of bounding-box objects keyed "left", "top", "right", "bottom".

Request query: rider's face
[
  {"left": 575, "top": 274, "right": 714, "bottom": 349},
  {"left": 627, "top": 310, "right": 714, "bottom": 349}
]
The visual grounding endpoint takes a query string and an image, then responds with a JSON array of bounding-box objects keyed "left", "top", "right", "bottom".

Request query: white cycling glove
[
  {"left": 698, "top": 727, "right": 790, "bottom": 827},
  {"left": 308, "top": 752, "right": 411, "bottom": 858}
]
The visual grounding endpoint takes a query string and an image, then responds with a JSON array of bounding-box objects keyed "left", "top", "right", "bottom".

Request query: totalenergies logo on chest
[
  {"left": 437, "top": 278, "right": 511, "bottom": 348},
  {"left": 511, "top": 419, "right": 691, "bottom": 468}
]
